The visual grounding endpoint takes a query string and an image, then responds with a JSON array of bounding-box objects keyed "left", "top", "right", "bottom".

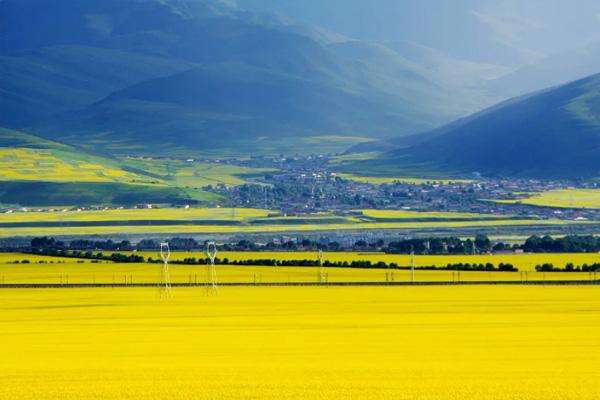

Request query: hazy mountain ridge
[
  {"left": 345, "top": 73, "right": 600, "bottom": 179},
  {"left": 482, "top": 41, "right": 600, "bottom": 100},
  {"left": 3, "top": 0, "right": 599, "bottom": 160},
  {"left": 0, "top": 0, "right": 508, "bottom": 153}
]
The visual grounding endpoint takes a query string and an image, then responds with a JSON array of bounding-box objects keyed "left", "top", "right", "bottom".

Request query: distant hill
[
  {"left": 344, "top": 74, "right": 600, "bottom": 179},
  {"left": 382, "top": 41, "right": 510, "bottom": 88},
  {"left": 0, "top": 126, "right": 69, "bottom": 150},
  {"left": 0, "top": 0, "right": 498, "bottom": 154},
  {"left": 482, "top": 41, "right": 600, "bottom": 100},
  {"left": 0, "top": 45, "right": 193, "bottom": 127},
  {"left": 0, "top": 127, "right": 217, "bottom": 206},
  {"left": 37, "top": 62, "right": 445, "bottom": 152}
]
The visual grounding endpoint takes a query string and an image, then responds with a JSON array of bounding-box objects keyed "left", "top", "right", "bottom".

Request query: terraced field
[{"left": 1, "top": 286, "right": 600, "bottom": 399}]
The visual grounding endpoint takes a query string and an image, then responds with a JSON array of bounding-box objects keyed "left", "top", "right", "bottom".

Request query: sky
[{"left": 235, "top": 0, "right": 600, "bottom": 67}]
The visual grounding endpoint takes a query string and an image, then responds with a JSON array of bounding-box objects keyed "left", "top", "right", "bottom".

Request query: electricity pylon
[
  {"left": 159, "top": 242, "right": 172, "bottom": 298},
  {"left": 410, "top": 250, "right": 415, "bottom": 284},
  {"left": 205, "top": 241, "right": 218, "bottom": 295},
  {"left": 317, "top": 249, "right": 326, "bottom": 284}
]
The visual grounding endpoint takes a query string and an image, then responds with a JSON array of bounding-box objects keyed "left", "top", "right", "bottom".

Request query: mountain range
[
  {"left": 344, "top": 73, "right": 600, "bottom": 179},
  {"left": 0, "top": 0, "right": 473, "bottom": 151},
  {"left": 1, "top": 0, "right": 599, "bottom": 178},
  {"left": 0, "top": 0, "right": 509, "bottom": 155}
]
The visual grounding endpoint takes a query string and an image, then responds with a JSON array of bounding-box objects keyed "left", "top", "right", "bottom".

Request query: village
[{"left": 203, "top": 154, "right": 600, "bottom": 221}]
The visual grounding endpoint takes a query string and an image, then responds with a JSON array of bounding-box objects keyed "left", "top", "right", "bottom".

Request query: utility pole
[
  {"left": 205, "top": 241, "right": 218, "bottom": 295},
  {"left": 317, "top": 249, "right": 326, "bottom": 284},
  {"left": 159, "top": 242, "right": 171, "bottom": 298},
  {"left": 410, "top": 250, "right": 415, "bottom": 284}
]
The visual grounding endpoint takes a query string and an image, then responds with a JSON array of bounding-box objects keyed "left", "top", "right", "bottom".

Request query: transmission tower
[
  {"left": 205, "top": 241, "right": 218, "bottom": 295},
  {"left": 410, "top": 250, "right": 415, "bottom": 284},
  {"left": 317, "top": 249, "right": 326, "bottom": 283},
  {"left": 159, "top": 242, "right": 172, "bottom": 298}
]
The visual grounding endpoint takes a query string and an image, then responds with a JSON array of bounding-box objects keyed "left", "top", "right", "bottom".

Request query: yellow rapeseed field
[
  {"left": 0, "top": 262, "right": 540, "bottom": 284},
  {"left": 0, "top": 218, "right": 587, "bottom": 238},
  {"left": 358, "top": 209, "right": 508, "bottom": 219},
  {"left": 494, "top": 189, "right": 600, "bottom": 209},
  {"left": 1, "top": 286, "right": 599, "bottom": 399},
  {"left": 0, "top": 253, "right": 88, "bottom": 264},
  {"left": 337, "top": 173, "right": 473, "bottom": 185},
  {"left": 0, "top": 148, "right": 141, "bottom": 183},
  {"left": 0, "top": 207, "right": 502, "bottom": 223},
  {"left": 122, "top": 158, "right": 274, "bottom": 187},
  {"left": 0, "top": 207, "right": 270, "bottom": 223},
  {"left": 147, "top": 251, "right": 600, "bottom": 272},
  {"left": 1, "top": 252, "right": 599, "bottom": 284}
]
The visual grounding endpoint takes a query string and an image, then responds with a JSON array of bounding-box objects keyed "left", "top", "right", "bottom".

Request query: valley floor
[{"left": 1, "top": 286, "right": 599, "bottom": 399}]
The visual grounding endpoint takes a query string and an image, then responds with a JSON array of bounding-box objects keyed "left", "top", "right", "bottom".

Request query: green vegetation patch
[
  {"left": 0, "top": 181, "right": 220, "bottom": 207},
  {"left": 492, "top": 189, "right": 600, "bottom": 209}
]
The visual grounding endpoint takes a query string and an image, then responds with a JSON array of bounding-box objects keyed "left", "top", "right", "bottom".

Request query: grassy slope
[
  {"left": 493, "top": 189, "right": 600, "bottom": 209},
  {"left": 0, "top": 45, "right": 194, "bottom": 127},
  {"left": 0, "top": 181, "right": 220, "bottom": 207},
  {"left": 344, "top": 73, "right": 600, "bottom": 179},
  {"left": 40, "top": 62, "right": 435, "bottom": 153},
  {"left": 5, "top": 0, "right": 482, "bottom": 154},
  {"left": 0, "top": 127, "right": 219, "bottom": 206},
  {"left": 123, "top": 158, "right": 275, "bottom": 187}
]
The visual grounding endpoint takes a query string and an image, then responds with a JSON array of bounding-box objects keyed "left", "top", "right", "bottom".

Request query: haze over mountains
[
  {"left": 1, "top": 0, "right": 600, "bottom": 178},
  {"left": 1, "top": 0, "right": 486, "bottom": 153},
  {"left": 347, "top": 73, "right": 600, "bottom": 179}
]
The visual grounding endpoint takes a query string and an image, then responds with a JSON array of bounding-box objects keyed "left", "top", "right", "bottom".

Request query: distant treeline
[
  {"left": 29, "top": 247, "right": 145, "bottom": 263},
  {"left": 167, "top": 257, "right": 517, "bottom": 272},
  {"left": 17, "top": 234, "right": 600, "bottom": 255},
  {"left": 523, "top": 235, "right": 600, "bottom": 253},
  {"left": 24, "top": 242, "right": 517, "bottom": 271},
  {"left": 535, "top": 263, "right": 600, "bottom": 272}
]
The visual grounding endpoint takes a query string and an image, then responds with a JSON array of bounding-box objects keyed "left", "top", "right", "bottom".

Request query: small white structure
[
  {"left": 159, "top": 242, "right": 172, "bottom": 298},
  {"left": 317, "top": 249, "right": 327, "bottom": 284},
  {"left": 205, "top": 241, "right": 218, "bottom": 295}
]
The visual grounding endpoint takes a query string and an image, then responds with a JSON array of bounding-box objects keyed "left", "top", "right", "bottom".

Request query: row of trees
[
  {"left": 31, "top": 237, "right": 203, "bottom": 252},
  {"left": 524, "top": 235, "right": 600, "bottom": 253},
  {"left": 30, "top": 247, "right": 145, "bottom": 263},
  {"left": 167, "top": 257, "right": 516, "bottom": 271},
  {"left": 26, "top": 234, "right": 600, "bottom": 255},
  {"left": 535, "top": 262, "right": 600, "bottom": 272},
  {"left": 23, "top": 243, "right": 519, "bottom": 271}
]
